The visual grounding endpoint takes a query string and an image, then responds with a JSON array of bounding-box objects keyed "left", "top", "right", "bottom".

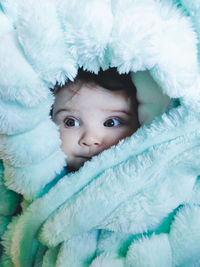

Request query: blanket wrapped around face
[{"left": 1, "top": 0, "right": 200, "bottom": 266}]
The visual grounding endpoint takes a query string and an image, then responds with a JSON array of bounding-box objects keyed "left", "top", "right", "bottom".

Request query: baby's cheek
[
  {"left": 107, "top": 127, "right": 134, "bottom": 146},
  {"left": 60, "top": 131, "right": 73, "bottom": 155},
  {"left": 103, "top": 132, "right": 122, "bottom": 148},
  {"left": 124, "top": 126, "right": 137, "bottom": 138}
]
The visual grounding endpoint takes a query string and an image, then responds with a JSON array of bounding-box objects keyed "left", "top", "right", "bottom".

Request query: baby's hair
[
  {"left": 52, "top": 68, "right": 139, "bottom": 117},
  {"left": 54, "top": 68, "right": 137, "bottom": 98}
]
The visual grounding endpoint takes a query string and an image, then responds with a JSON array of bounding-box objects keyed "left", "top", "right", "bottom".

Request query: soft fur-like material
[{"left": 1, "top": 0, "right": 200, "bottom": 266}]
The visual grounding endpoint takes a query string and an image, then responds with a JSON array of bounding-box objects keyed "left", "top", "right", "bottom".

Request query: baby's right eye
[{"left": 64, "top": 117, "right": 80, "bottom": 127}]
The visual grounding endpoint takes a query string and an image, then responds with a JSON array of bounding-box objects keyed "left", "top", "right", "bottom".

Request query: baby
[{"left": 52, "top": 68, "right": 140, "bottom": 172}]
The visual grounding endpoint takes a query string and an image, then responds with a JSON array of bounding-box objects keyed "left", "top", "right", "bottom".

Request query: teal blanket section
[{"left": 1, "top": 0, "right": 200, "bottom": 266}]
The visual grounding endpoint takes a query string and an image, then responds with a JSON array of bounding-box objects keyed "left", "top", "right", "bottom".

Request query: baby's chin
[
  {"left": 66, "top": 165, "right": 80, "bottom": 173},
  {"left": 66, "top": 157, "right": 91, "bottom": 173}
]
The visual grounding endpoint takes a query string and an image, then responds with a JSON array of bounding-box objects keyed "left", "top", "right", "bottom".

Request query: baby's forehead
[{"left": 55, "top": 81, "right": 133, "bottom": 110}]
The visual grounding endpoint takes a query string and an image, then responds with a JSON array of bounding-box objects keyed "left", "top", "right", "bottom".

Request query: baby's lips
[
  {"left": 77, "top": 149, "right": 102, "bottom": 160},
  {"left": 76, "top": 155, "right": 92, "bottom": 160}
]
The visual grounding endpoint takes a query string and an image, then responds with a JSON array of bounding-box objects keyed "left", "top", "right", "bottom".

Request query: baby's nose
[{"left": 79, "top": 131, "right": 101, "bottom": 147}]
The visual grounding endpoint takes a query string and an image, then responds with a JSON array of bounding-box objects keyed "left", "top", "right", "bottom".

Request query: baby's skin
[{"left": 52, "top": 81, "right": 139, "bottom": 172}]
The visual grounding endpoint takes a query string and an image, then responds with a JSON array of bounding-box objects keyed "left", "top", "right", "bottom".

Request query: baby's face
[{"left": 53, "top": 82, "right": 139, "bottom": 172}]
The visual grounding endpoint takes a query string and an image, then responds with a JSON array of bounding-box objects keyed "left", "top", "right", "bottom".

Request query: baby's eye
[
  {"left": 104, "top": 118, "right": 120, "bottom": 127},
  {"left": 64, "top": 117, "right": 80, "bottom": 127}
]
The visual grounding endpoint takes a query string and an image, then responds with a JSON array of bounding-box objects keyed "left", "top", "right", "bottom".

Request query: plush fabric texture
[{"left": 0, "top": 0, "right": 200, "bottom": 266}]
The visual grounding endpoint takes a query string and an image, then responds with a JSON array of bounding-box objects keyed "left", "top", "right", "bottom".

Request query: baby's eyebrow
[
  {"left": 54, "top": 108, "right": 77, "bottom": 115},
  {"left": 102, "top": 109, "right": 132, "bottom": 116}
]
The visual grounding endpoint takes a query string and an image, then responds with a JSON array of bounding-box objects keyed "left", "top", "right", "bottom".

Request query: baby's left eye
[{"left": 104, "top": 118, "right": 120, "bottom": 127}]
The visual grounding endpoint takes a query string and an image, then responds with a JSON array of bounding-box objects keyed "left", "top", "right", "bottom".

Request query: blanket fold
[{"left": 1, "top": 0, "right": 200, "bottom": 266}]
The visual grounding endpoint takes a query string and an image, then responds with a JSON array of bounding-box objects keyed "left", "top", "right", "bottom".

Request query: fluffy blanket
[{"left": 1, "top": 0, "right": 200, "bottom": 266}]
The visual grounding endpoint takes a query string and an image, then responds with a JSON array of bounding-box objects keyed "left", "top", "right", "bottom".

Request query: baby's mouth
[
  {"left": 77, "top": 153, "right": 100, "bottom": 160},
  {"left": 76, "top": 155, "right": 92, "bottom": 160},
  {"left": 76, "top": 151, "right": 101, "bottom": 161}
]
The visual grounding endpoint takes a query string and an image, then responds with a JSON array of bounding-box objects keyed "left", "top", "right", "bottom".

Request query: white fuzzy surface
[
  {"left": 1, "top": 0, "right": 200, "bottom": 266},
  {"left": 17, "top": 0, "right": 77, "bottom": 86},
  {"left": 0, "top": 119, "right": 62, "bottom": 166},
  {"left": 57, "top": 0, "right": 113, "bottom": 73},
  {"left": 0, "top": 31, "right": 49, "bottom": 106},
  {"left": 4, "top": 149, "right": 66, "bottom": 201},
  {"left": 0, "top": 9, "right": 12, "bottom": 37},
  {"left": 169, "top": 205, "right": 200, "bottom": 266},
  {"left": 90, "top": 253, "right": 125, "bottom": 267},
  {"left": 126, "top": 234, "right": 172, "bottom": 267}
]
